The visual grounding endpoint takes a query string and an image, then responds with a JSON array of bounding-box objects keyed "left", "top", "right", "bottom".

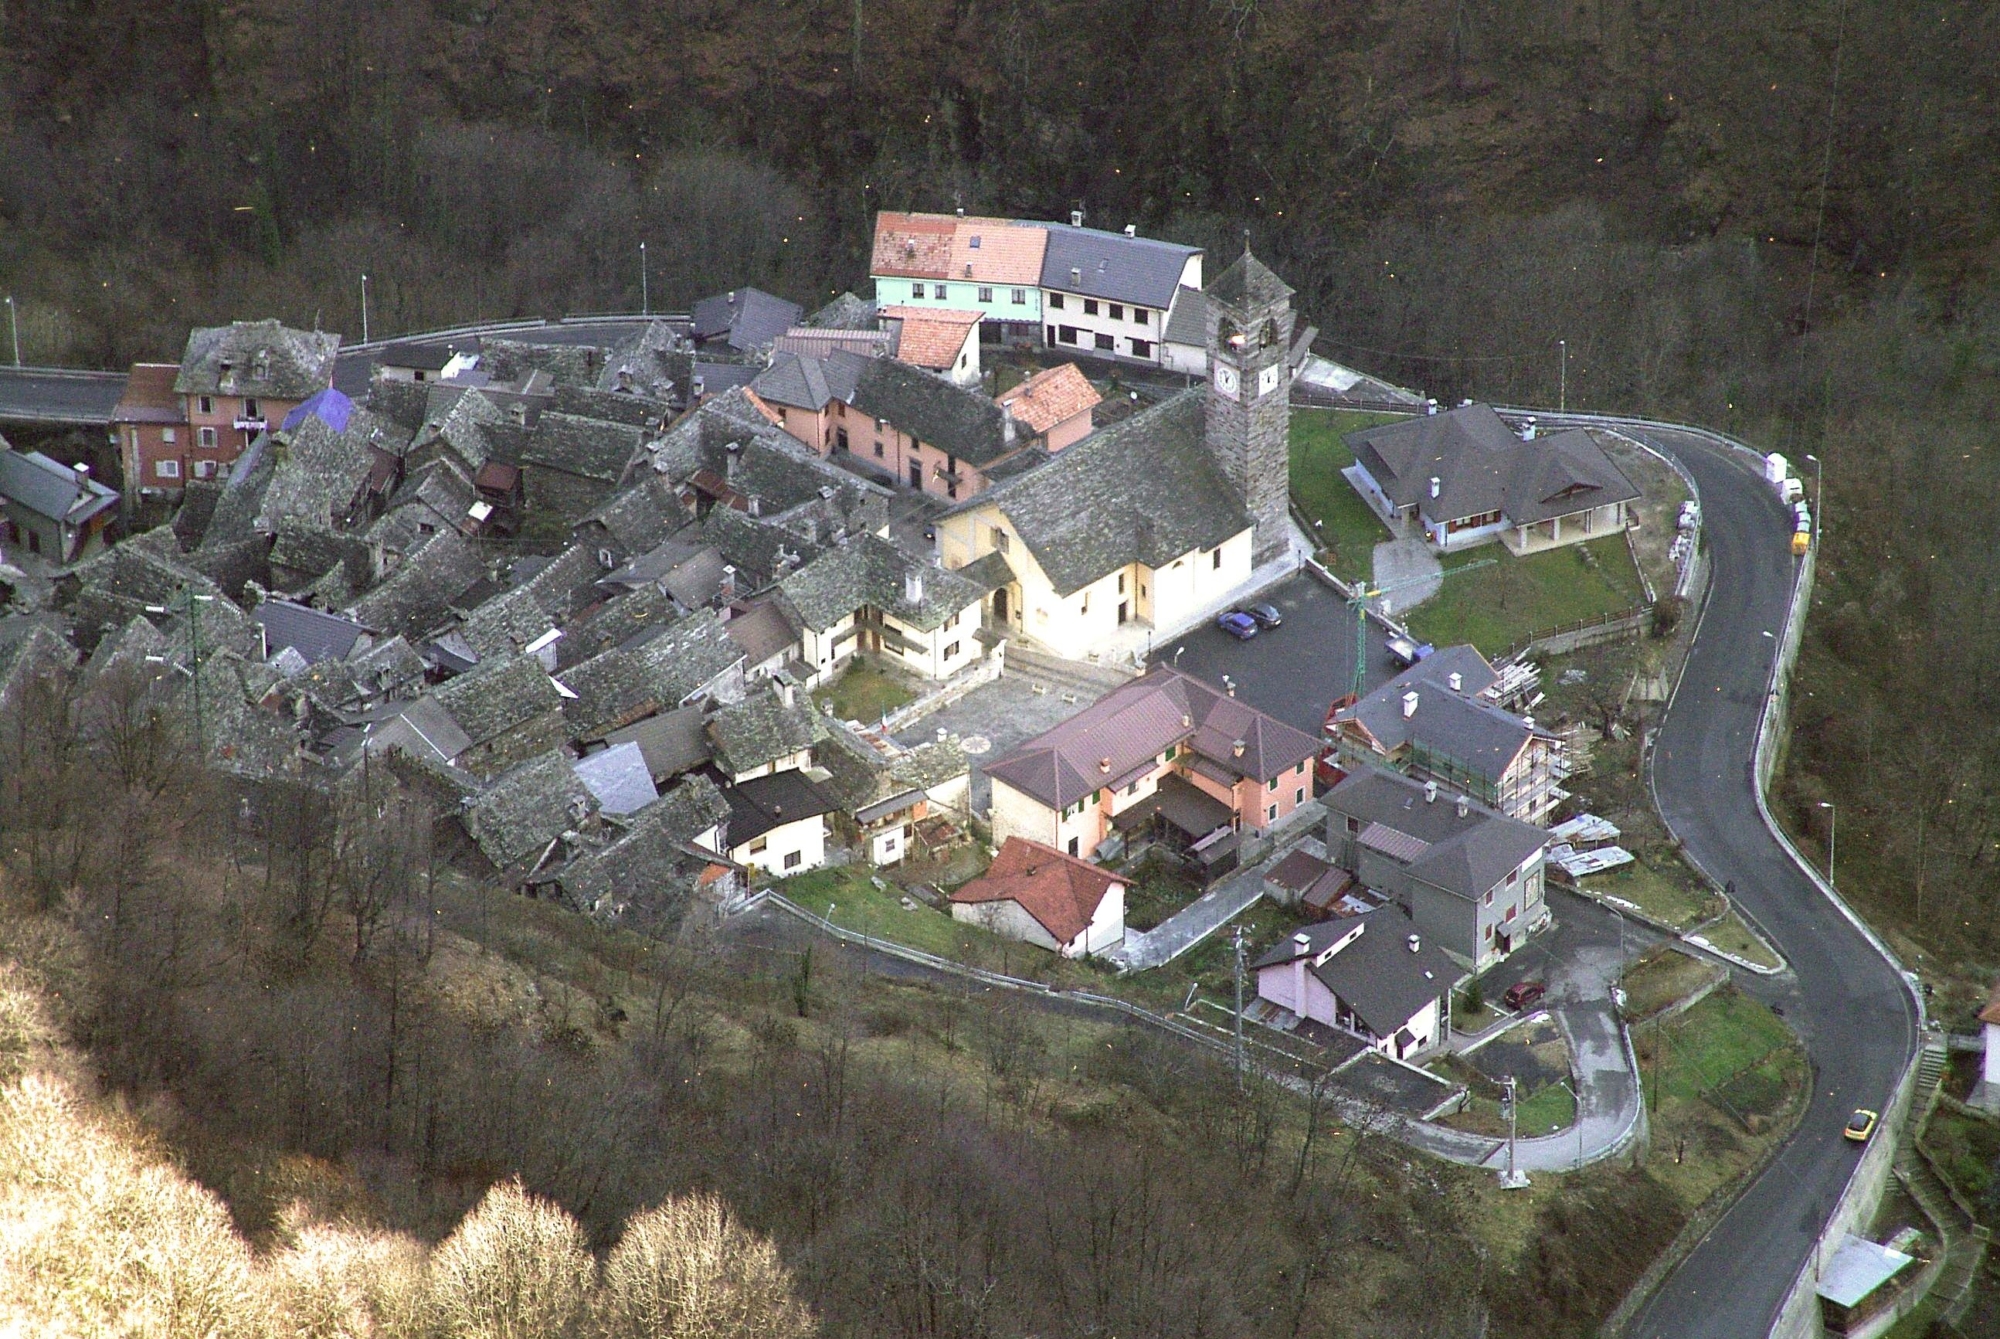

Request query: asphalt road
[
  {"left": 0, "top": 366, "right": 128, "bottom": 424},
  {"left": 1570, "top": 422, "right": 1919, "bottom": 1338}
]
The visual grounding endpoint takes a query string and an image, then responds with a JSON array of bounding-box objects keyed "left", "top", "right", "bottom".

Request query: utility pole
[
  {"left": 1557, "top": 339, "right": 1568, "bottom": 413},
  {"left": 1232, "top": 924, "right": 1246, "bottom": 1090},
  {"left": 4, "top": 296, "right": 17, "bottom": 367},
  {"left": 360, "top": 274, "right": 370, "bottom": 345},
  {"left": 146, "top": 589, "right": 214, "bottom": 759},
  {"left": 640, "top": 242, "right": 649, "bottom": 316},
  {"left": 1819, "top": 801, "right": 1836, "bottom": 888},
  {"left": 1500, "top": 1074, "right": 1528, "bottom": 1187}
]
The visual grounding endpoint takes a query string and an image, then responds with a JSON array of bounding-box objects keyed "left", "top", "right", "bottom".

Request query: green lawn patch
[
  {"left": 1406, "top": 536, "right": 1644, "bottom": 659},
  {"left": 1921, "top": 1110, "right": 2000, "bottom": 1211},
  {"left": 1289, "top": 408, "right": 1407, "bottom": 582},
  {"left": 1688, "top": 911, "right": 1782, "bottom": 970},
  {"left": 1515, "top": 1080, "right": 1578, "bottom": 1136},
  {"left": 1644, "top": 988, "right": 1793, "bottom": 1110},
  {"left": 813, "top": 661, "right": 916, "bottom": 723},
  {"left": 780, "top": 868, "right": 1001, "bottom": 962},
  {"left": 1620, "top": 945, "right": 1726, "bottom": 1021},
  {"left": 1582, "top": 859, "right": 1721, "bottom": 932}
]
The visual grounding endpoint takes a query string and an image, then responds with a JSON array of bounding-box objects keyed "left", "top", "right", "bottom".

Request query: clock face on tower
[
  {"left": 1214, "top": 364, "right": 1240, "bottom": 400},
  {"left": 1257, "top": 364, "right": 1282, "bottom": 397}
]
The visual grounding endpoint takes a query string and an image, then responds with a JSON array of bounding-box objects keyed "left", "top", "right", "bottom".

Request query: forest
[{"left": 4, "top": 0, "right": 2000, "bottom": 1331}]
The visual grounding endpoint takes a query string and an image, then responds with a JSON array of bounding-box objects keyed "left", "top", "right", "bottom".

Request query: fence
[
  {"left": 873, "top": 642, "right": 1007, "bottom": 735},
  {"left": 1495, "top": 604, "right": 1651, "bottom": 666}
]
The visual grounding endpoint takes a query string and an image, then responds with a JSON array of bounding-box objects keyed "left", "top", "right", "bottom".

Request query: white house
[
  {"left": 948, "top": 837, "right": 1125, "bottom": 958},
  {"left": 724, "top": 770, "right": 839, "bottom": 877},
  {"left": 1976, "top": 982, "right": 2000, "bottom": 1112},
  {"left": 1251, "top": 906, "right": 1460, "bottom": 1061}
]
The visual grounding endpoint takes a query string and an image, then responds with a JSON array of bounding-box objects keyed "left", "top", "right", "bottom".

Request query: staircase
[
  {"left": 1003, "top": 641, "right": 1140, "bottom": 701},
  {"left": 1917, "top": 1041, "right": 1950, "bottom": 1097},
  {"left": 1894, "top": 1037, "right": 1990, "bottom": 1329}
]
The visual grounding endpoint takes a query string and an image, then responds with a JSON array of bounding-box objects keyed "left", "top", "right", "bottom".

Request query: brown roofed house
[
  {"left": 949, "top": 836, "right": 1126, "bottom": 958},
  {"left": 113, "top": 363, "right": 191, "bottom": 497}
]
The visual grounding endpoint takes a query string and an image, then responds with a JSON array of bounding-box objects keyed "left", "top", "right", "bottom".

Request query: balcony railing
[{"left": 233, "top": 416, "right": 267, "bottom": 432}]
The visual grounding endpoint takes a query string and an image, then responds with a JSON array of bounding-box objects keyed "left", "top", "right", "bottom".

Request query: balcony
[{"left": 233, "top": 415, "right": 267, "bottom": 432}]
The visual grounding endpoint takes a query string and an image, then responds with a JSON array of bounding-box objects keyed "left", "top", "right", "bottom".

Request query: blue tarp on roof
[{"left": 281, "top": 387, "right": 355, "bottom": 435}]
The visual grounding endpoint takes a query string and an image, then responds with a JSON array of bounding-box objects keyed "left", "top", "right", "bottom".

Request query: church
[{"left": 933, "top": 247, "right": 1300, "bottom": 661}]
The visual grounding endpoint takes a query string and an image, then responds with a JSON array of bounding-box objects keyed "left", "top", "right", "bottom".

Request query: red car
[{"left": 1502, "top": 980, "right": 1548, "bottom": 1011}]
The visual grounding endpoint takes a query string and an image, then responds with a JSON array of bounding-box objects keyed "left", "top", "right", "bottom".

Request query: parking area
[{"left": 1148, "top": 570, "right": 1408, "bottom": 738}]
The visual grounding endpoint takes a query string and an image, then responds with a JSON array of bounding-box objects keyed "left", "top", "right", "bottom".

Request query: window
[
  {"left": 1094, "top": 333, "right": 1114, "bottom": 351},
  {"left": 991, "top": 527, "right": 1010, "bottom": 553},
  {"left": 1164, "top": 745, "right": 1177, "bottom": 761},
  {"left": 1295, "top": 788, "right": 1305, "bottom": 805},
  {"left": 1267, "top": 804, "right": 1279, "bottom": 822},
  {"left": 749, "top": 837, "right": 769, "bottom": 855},
  {"left": 1268, "top": 778, "right": 1278, "bottom": 792},
  {"left": 1126, "top": 780, "right": 1140, "bottom": 796},
  {"left": 161, "top": 427, "right": 176, "bottom": 444},
  {"left": 874, "top": 441, "right": 884, "bottom": 458},
  {"left": 1083, "top": 299, "right": 1099, "bottom": 316},
  {"left": 978, "top": 286, "right": 993, "bottom": 303},
  {"left": 784, "top": 851, "right": 803, "bottom": 870},
  {"left": 1130, "top": 339, "right": 1153, "bottom": 359},
  {"left": 943, "top": 641, "right": 961, "bottom": 659},
  {"left": 1117, "top": 574, "right": 1125, "bottom": 593},
  {"left": 1211, "top": 549, "right": 1222, "bottom": 570},
  {"left": 1068, "top": 837, "right": 1080, "bottom": 856},
  {"left": 1109, "top": 303, "right": 1123, "bottom": 320},
  {"left": 1059, "top": 325, "right": 1079, "bottom": 344},
  {"left": 933, "top": 283, "right": 947, "bottom": 299},
  {"left": 1485, "top": 924, "right": 1495, "bottom": 941},
  {"left": 912, "top": 283, "right": 924, "bottom": 299},
  {"left": 1296, "top": 762, "right": 1306, "bottom": 774},
  {"left": 1505, "top": 904, "right": 1518, "bottom": 922},
  {"left": 1483, "top": 889, "right": 1494, "bottom": 907},
  {"left": 1049, "top": 293, "right": 1065, "bottom": 310},
  {"left": 1132, "top": 307, "right": 1149, "bottom": 325},
  {"left": 198, "top": 396, "right": 214, "bottom": 415},
  {"left": 1011, "top": 288, "right": 1027, "bottom": 305},
  {"left": 1090, "top": 790, "right": 1101, "bottom": 805},
  {"left": 243, "top": 397, "right": 260, "bottom": 418},
  {"left": 198, "top": 427, "right": 217, "bottom": 449},
  {"left": 155, "top": 459, "right": 180, "bottom": 479},
  {"left": 1506, "top": 867, "right": 1520, "bottom": 886},
  {"left": 968, "top": 235, "right": 981, "bottom": 249}
]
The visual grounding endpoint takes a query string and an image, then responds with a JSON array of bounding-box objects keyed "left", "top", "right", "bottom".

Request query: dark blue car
[{"left": 1216, "top": 610, "right": 1259, "bottom": 640}]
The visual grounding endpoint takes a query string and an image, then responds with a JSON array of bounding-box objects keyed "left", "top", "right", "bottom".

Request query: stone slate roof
[
  {"left": 253, "top": 599, "right": 369, "bottom": 665},
  {"left": 944, "top": 388, "right": 1249, "bottom": 596},
  {"left": 0, "top": 447, "right": 119, "bottom": 524},
  {"left": 554, "top": 586, "right": 682, "bottom": 670},
  {"left": 649, "top": 389, "right": 891, "bottom": 519},
  {"left": 550, "top": 385, "right": 672, "bottom": 431},
  {"left": 555, "top": 608, "right": 742, "bottom": 738},
  {"left": 345, "top": 530, "right": 485, "bottom": 640},
  {"left": 60, "top": 543, "right": 224, "bottom": 651},
  {"left": 1206, "top": 248, "right": 1295, "bottom": 310},
  {"left": 1323, "top": 766, "right": 1548, "bottom": 901},
  {"left": 456, "top": 545, "right": 604, "bottom": 661},
  {"left": 600, "top": 703, "right": 713, "bottom": 780},
  {"left": 572, "top": 740, "right": 658, "bottom": 814},
  {"left": 1346, "top": 404, "right": 1639, "bottom": 527},
  {"left": 690, "top": 288, "right": 802, "bottom": 354},
  {"left": 1346, "top": 647, "right": 1542, "bottom": 784},
  {"left": 698, "top": 507, "right": 820, "bottom": 589},
  {"left": 464, "top": 749, "right": 596, "bottom": 870},
  {"left": 986, "top": 664, "right": 1317, "bottom": 811},
  {"left": 849, "top": 356, "right": 1012, "bottom": 465},
  {"left": 519, "top": 412, "right": 643, "bottom": 484},
  {"left": 777, "top": 532, "right": 987, "bottom": 634},
  {"left": 477, "top": 338, "right": 599, "bottom": 388},
  {"left": 723, "top": 600, "right": 799, "bottom": 667},
  {"left": 996, "top": 363, "right": 1100, "bottom": 436},
  {"left": 949, "top": 836, "right": 1123, "bottom": 945},
  {"left": 1040, "top": 225, "right": 1199, "bottom": 308},
  {"left": 594, "top": 321, "right": 689, "bottom": 400},
  {"left": 432, "top": 652, "right": 564, "bottom": 750},
  {"left": 367, "top": 372, "right": 432, "bottom": 432},
  {"left": 551, "top": 775, "right": 730, "bottom": 915},
  {"left": 0, "top": 618, "right": 75, "bottom": 711},
  {"left": 268, "top": 519, "right": 369, "bottom": 595},
  {"left": 257, "top": 404, "right": 409, "bottom": 532},
  {"left": 707, "top": 684, "right": 823, "bottom": 776},
  {"left": 1251, "top": 905, "right": 1456, "bottom": 1038},
  {"left": 803, "top": 291, "right": 880, "bottom": 330},
  {"left": 722, "top": 768, "right": 838, "bottom": 848},
  {"left": 359, "top": 696, "right": 474, "bottom": 767},
  {"left": 574, "top": 474, "right": 691, "bottom": 559},
  {"left": 175, "top": 320, "right": 340, "bottom": 399},
  {"left": 411, "top": 386, "right": 507, "bottom": 473}
]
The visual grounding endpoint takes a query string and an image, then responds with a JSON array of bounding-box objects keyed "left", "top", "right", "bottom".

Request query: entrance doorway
[
  {"left": 908, "top": 460, "right": 923, "bottom": 489},
  {"left": 992, "top": 587, "right": 1009, "bottom": 622},
  {"left": 1118, "top": 601, "right": 1129, "bottom": 624}
]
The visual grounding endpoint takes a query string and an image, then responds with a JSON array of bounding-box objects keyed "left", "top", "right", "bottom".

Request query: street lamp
[
  {"left": 1804, "top": 453, "right": 1824, "bottom": 540},
  {"left": 1819, "top": 801, "right": 1836, "bottom": 888},
  {"left": 360, "top": 274, "right": 370, "bottom": 345},
  {"left": 4, "top": 296, "right": 17, "bottom": 367},
  {"left": 639, "top": 242, "right": 649, "bottom": 316},
  {"left": 1557, "top": 339, "right": 1567, "bottom": 414}
]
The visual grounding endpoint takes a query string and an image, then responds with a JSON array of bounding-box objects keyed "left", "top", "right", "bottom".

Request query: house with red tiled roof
[
  {"left": 111, "top": 363, "right": 190, "bottom": 499},
  {"left": 985, "top": 664, "right": 1319, "bottom": 872},
  {"left": 996, "top": 363, "right": 1100, "bottom": 452},
  {"left": 870, "top": 212, "right": 1047, "bottom": 342},
  {"left": 948, "top": 836, "right": 1126, "bottom": 958}
]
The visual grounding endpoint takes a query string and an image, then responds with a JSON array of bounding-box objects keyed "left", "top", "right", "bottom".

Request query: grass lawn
[
  {"left": 813, "top": 661, "right": 916, "bottom": 723},
  {"left": 1406, "top": 535, "right": 1645, "bottom": 659},
  {"left": 1922, "top": 1110, "right": 2000, "bottom": 1209},
  {"left": 780, "top": 868, "right": 1014, "bottom": 963},
  {"left": 1582, "top": 859, "right": 1722, "bottom": 931},
  {"left": 1516, "top": 1080, "right": 1578, "bottom": 1136},
  {"left": 1688, "top": 911, "right": 1783, "bottom": 970},
  {"left": 1289, "top": 408, "right": 1407, "bottom": 583},
  {"left": 1620, "top": 946, "right": 1726, "bottom": 1021}
]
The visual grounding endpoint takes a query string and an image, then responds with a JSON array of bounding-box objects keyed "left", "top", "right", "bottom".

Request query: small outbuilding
[{"left": 949, "top": 837, "right": 1125, "bottom": 959}]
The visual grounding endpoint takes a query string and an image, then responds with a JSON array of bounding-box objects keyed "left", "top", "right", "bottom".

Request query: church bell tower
[{"left": 1203, "top": 242, "right": 1296, "bottom": 565}]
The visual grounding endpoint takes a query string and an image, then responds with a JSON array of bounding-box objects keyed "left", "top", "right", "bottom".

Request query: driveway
[{"left": 1149, "top": 570, "right": 1406, "bottom": 738}]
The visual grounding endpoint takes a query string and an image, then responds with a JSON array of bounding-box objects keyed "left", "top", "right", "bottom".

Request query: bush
[
  {"left": 1652, "top": 594, "right": 1688, "bottom": 637},
  {"left": 596, "top": 1193, "right": 814, "bottom": 1339},
  {"left": 427, "top": 1178, "right": 594, "bottom": 1339}
]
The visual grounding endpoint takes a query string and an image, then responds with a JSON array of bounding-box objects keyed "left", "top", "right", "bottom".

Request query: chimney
[
  {"left": 1448, "top": 671, "right": 1463, "bottom": 692},
  {"left": 1124, "top": 223, "right": 1137, "bottom": 238},
  {"left": 1181, "top": 713, "right": 1191, "bottom": 728},
  {"left": 747, "top": 494, "right": 762, "bottom": 517},
  {"left": 1224, "top": 675, "right": 1236, "bottom": 697},
  {"left": 72, "top": 462, "right": 91, "bottom": 490},
  {"left": 1425, "top": 398, "right": 1439, "bottom": 416},
  {"left": 1000, "top": 402, "right": 1016, "bottom": 445},
  {"left": 1070, "top": 266, "right": 1082, "bottom": 285},
  {"left": 1456, "top": 794, "right": 1469, "bottom": 819},
  {"left": 1293, "top": 936, "right": 1309, "bottom": 1006},
  {"left": 1521, "top": 416, "right": 1538, "bottom": 442},
  {"left": 1231, "top": 739, "right": 1246, "bottom": 758},
  {"left": 1070, "top": 209, "right": 1085, "bottom": 228},
  {"left": 1429, "top": 475, "right": 1441, "bottom": 500},
  {"left": 508, "top": 401, "right": 527, "bottom": 426},
  {"left": 904, "top": 567, "right": 924, "bottom": 605},
  {"left": 1403, "top": 691, "right": 1420, "bottom": 719},
  {"left": 1425, "top": 779, "right": 1438, "bottom": 804},
  {"left": 1407, "top": 933, "right": 1421, "bottom": 954},
  {"left": 727, "top": 290, "right": 738, "bottom": 306},
  {"left": 720, "top": 564, "right": 737, "bottom": 600},
  {"left": 781, "top": 681, "right": 796, "bottom": 708},
  {"left": 1098, "top": 757, "right": 1112, "bottom": 774},
  {"left": 955, "top": 205, "right": 965, "bottom": 216}
]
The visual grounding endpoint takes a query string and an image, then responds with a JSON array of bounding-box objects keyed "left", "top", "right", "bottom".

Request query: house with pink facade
[
  {"left": 173, "top": 320, "right": 340, "bottom": 473},
  {"left": 985, "top": 664, "right": 1319, "bottom": 871},
  {"left": 1252, "top": 906, "right": 1459, "bottom": 1061},
  {"left": 111, "top": 363, "right": 190, "bottom": 498}
]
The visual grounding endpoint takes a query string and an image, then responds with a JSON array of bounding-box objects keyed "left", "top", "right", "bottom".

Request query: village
[{"left": 0, "top": 210, "right": 1831, "bottom": 1183}]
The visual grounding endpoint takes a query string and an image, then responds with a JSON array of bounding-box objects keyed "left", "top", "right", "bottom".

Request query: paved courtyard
[{"left": 891, "top": 674, "right": 1099, "bottom": 811}]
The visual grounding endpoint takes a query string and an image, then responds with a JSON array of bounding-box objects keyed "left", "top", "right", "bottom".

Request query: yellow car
[{"left": 1844, "top": 1109, "right": 1880, "bottom": 1143}]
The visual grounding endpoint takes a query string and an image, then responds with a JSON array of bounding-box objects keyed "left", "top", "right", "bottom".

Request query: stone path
[{"left": 1369, "top": 537, "right": 1442, "bottom": 613}]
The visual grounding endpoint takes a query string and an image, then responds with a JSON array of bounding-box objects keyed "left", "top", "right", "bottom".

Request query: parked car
[
  {"left": 1502, "top": 980, "right": 1547, "bottom": 1011},
  {"left": 1246, "top": 601, "right": 1283, "bottom": 629},
  {"left": 1385, "top": 634, "right": 1435, "bottom": 667},
  {"left": 1216, "top": 611, "right": 1259, "bottom": 640},
  {"left": 1844, "top": 1109, "right": 1879, "bottom": 1144}
]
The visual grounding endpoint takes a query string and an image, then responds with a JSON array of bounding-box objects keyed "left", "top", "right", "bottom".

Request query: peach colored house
[
  {"left": 174, "top": 320, "right": 340, "bottom": 467},
  {"left": 986, "top": 665, "right": 1319, "bottom": 870},
  {"left": 996, "top": 363, "right": 1100, "bottom": 452}
]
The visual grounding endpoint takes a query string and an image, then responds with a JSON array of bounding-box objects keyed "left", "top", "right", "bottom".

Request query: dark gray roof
[
  {"left": 362, "top": 696, "right": 475, "bottom": 765},
  {"left": 258, "top": 406, "right": 408, "bottom": 532},
  {"left": 691, "top": 288, "right": 803, "bottom": 353},
  {"left": 723, "top": 600, "right": 799, "bottom": 667},
  {"left": 1206, "top": 248, "right": 1295, "bottom": 310},
  {"left": 723, "top": 768, "right": 838, "bottom": 847},
  {"left": 1324, "top": 766, "right": 1548, "bottom": 900},
  {"left": 1039, "top": 226, "right": 1200, "bottom": 308},
  {"left": 572, "top": 740, "right": 659, "bottom": 814},
  {"left": 699, "top": 507, "right": 821, "bottom": 588},
  {"left": 551, "top": 775, "right": 730, "bottom": 915},
  {"left": 379, "top": 341, "right": 459, "bottom": 372},
  {"left": 175, "top": 320, "right": 340, "bottom": 399},
  {"left": 432, "top": 653, "right": 564, "bottom": 749},
  {"left": 945, "top": 388, "right": 1249, "bottom": 596},
  {"left": 0, "top": 619, "right": 75, "bottom": 710},
  {"left": 600, "top": 704, "right": 713, "bottom": 780},
  {"left": 1162, "top": 286, "right": 1206, "bottom": 346},
  {"left": 574, "top": 474, "right": 691, "bottom": 557},
  {"left": 456, "top": 545, "right": 604, "bottom": 661},
  {"left": 693, "top": 362, "right": 759, "bottom": 397},
  {"left": 1253, "top": 906, "right": 1456, "bottom": 1038},
  {"left": 477, "top": 338, "right": 599, "bottom": 388},
  {"left": 750, "top": 350, "right": 851, "bottom": 413},
  {"left": 520, "top": 412, "right": 644, "bottom": 484},
  {"left": 556, "top": 608, "right": 743, "bottom": 737},
  {"left": 602, "top": 537, "right": 727, "bottom": 608},
  {"left": 777, "top": 533, "right": 988, "bottom": 634},
  {"left": 707, "top": 685, "right": 822, "bottom": 776},
  {"left": 804, "top": 291, "right": 880, "bottom": 330},
  {"left": 0, "top": 448, "right": 119, "bottom": 524},
  {"left": 1347, "top": 648, "right": 1539, "bottom": 784},
  {"left": 345, "top": 530, "right": 486, "bottom": 639},
  {"left": 848, "top": 357, "right": 1013, "bottom": 466},
  {"left": 1347, "top": 405, "right": 1638, "bottom": 526},
  {"left": 253, "top": 599, "right": 368, "bottom": 665},
  {"left": 549, "top": 385, "right": 672, "bottom": 430},
  {"left": 464, "top": 749, "right": 596, "bottom": 870},
  {"left": 554, "top": 586, "right": 681, "bottom": 669}
]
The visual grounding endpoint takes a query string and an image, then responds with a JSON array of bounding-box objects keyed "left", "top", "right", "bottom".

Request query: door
[
  {"left": 836, "top": 427, "right": 849, "bottom": 452},
  {"left": 909, "top": 460, "right": 923, "bottom": 489},
  {"left": 992, "top": 587, "right": 1009, "bottom": 622},
  {"left": 1118, "top": 601, "right": 1129, "bottom": 624}
]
